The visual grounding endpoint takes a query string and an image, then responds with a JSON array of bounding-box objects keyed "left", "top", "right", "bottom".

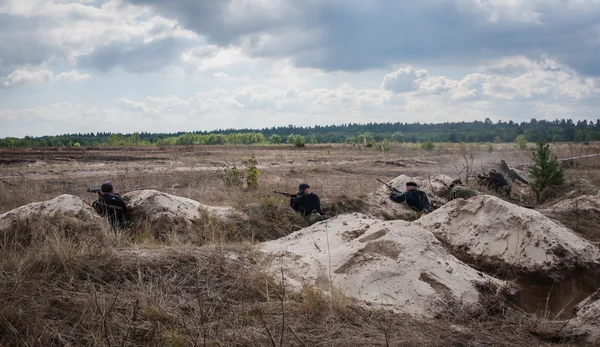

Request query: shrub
[
  {"left": 269, "top": 134, "right": 282, "bottom": 144},
  {"left": 514, "top": 135, "right": 528, "bottom": 150},
  {"left": 421, "top": 141, "right": 435, "bottom": 150},
  {"left": 219, "top": 160, "right": 243, "bottom": 187},
  {"left": 245, "top": 153, "right": 260, "bottom": 189},
  {"left": 287, "top": 133, "right": 306, "bottom": 147}
]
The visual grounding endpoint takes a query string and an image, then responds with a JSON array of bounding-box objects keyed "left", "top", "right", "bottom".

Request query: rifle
[
  {"left": 87, "top": 187, "right": 152, "bottom": 194},
  {"left": 273, "top": 191, "right": 299, "bottom": 198},
  {"left": 377, "top": 178, "right": 401, "bottom": 194},
  {"left": 469, "top": 173, "right": 489, "bottom": 181}
]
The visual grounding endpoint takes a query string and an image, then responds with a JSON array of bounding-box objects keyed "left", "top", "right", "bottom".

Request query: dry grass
[
  {"left": 0, "top": 229, "right": 588, "bottom": 347},
  {"left": 1, "top": 143, "right": 600, "bottom": 346}
]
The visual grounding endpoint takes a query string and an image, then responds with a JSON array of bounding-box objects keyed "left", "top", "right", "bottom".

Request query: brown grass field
[{"left": 1, "top": 142, "right": 599, "bottom": 346}]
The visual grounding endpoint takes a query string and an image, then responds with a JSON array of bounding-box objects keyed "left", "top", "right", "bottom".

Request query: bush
[
  {"left": 287, "top": 133, "right": 306, "bottom": 147},
  {"left": 245, "top": 153, "right": 260, "bottom": 189},
  {"left": 219, "top": 160, "right": 243, "bottom": 187},
  {"left": 530, "top": 142, "right": 564, "bottom": 203},
  {"left": 269, "top": 134, "right": 282, "bottom": 144},
  {"left": 421, "top": 141, "right": 435, "bottom": 150},
  {"left": 514, "top": 135, "right": 528, "bottom": 150}
]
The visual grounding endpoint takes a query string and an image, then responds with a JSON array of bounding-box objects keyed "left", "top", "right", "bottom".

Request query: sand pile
[
  {"left": 541, "top": 192, "right": 600, "bottom": 215},
  {"left": 259, "top": 213, "right": 507, "bottom": 318},
  {"left": 364, "top": 174, "right": 454, "bottom": 220},
  {"left": 563, "top": 289, "right": 600, "bottom": 344},
  {"left": 415, "top": 195, "right": 600, "bottom": 277},
  {"left": 0, "top": 194, "right": 102, "bottom": 232},
  {"left": 539, "top": 193, "right": 600, "bottom": 241},
  {"left": 122, "top": 190, "right": 244, "bottom": 227}
]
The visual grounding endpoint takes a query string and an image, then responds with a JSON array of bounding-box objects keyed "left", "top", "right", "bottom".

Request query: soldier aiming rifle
[
  {"left": 378, "top": 178, "right": 434, "bottom": 214},
  {"left": 88, "top": 181, "right": 128, "bottom": 230},
  {"left": 285, "top": 183, "right": 329, "bottom": 225}
]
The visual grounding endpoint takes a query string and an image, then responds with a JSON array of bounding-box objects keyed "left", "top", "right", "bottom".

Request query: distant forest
[{"left": 2, "top": 118, "right": 600, "bottom": 147}]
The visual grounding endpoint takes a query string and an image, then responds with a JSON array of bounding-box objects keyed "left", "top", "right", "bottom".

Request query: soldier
[
  {"left": 290, "top": 183, "right": 329, "bottom": 225},
  {"left": 500, "top": 160, "right": 529, "bottom": 185},
  {"left": 389, "top": 181, "right": 434, "bottom": 213},
  {"left": 448, "top": 179, "right": 477, "bottom": 201},
  {"left": 486, "top": 170, "right": 511, "bottom": 195},
  {"left": 92, "top": 181, "right": 128, "bottom": 230}
]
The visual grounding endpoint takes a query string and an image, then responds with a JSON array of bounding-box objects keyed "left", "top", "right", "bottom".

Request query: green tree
[
  {"left": 530, "top": 142, "right": 564, "bottom": 203},
  {"left": 269, "top": 134, "right": 282, "bottom": 144},
  {"left": 514, "top": 134, "right": 528, "bottom": 150},
  {"left": 287, "top": 133, "right": 305, "bottom": 147},
  {"left": 391, "top": 131, "right": 405, "bottom": 143},
  {"left": 573, "top": 129, "right": 584, "bottom": 142}
]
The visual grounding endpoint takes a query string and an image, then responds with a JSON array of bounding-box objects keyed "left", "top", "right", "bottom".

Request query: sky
[{"left": 1, "top": 0, "right": 600, "bottom": 137}]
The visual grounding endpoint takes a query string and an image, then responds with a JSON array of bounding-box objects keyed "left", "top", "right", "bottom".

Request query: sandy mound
[
  {"left": 563, "top": 289, "right": 600, "bottom": 344},
  {"left": 364, "top": 174, "right": 453, "bottom": 220},
  {"left": 122, "top": 190, "right": 244, "bottom": 227},
  {"left": 539, "top": 193, "right": 600, "bottom": 241},
  {"left": 415, "top": 195, "right": 600, "bottom": 277},
  {"left": 0, "top": 194, "right": 102, "bottom": 231},
  {"left": 259, "top": 213, "right": 507, "bottom": 318}
]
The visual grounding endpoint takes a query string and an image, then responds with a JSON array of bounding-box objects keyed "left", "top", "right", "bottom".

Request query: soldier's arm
[
  {"left": 315, "top": 195, "right": 323, "bottom": 214},
  {"left": 389, "top": 192, "right": 406, "bottom": 203},
  {"left": 290, "top": 196, "right": 299, "bottom": 210}
]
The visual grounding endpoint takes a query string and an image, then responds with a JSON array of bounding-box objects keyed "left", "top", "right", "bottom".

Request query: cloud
[
  {"left": 3, "top": 56, "right": 599, "bottom": 137},
  {"left": 122, "top": 0, "right": 600, "bottom": 75},
  {"left": 382, "top": 57, "right": 598, "bottom": 102},
  {"left": 2, "top": 65, "right": 91, "bottom": 87},
  {"left": 0, "top": 0, "right": 199, "bottom": 74}
]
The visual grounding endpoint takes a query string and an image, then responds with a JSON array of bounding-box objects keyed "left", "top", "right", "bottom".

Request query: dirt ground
[{"left": 1, "top": 142, "right": 600, "bottom": 346}]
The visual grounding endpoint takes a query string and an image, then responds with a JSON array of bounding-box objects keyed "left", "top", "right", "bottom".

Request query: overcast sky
[{"left": 1, "top": 0, "right": 600, "bottom": 137}]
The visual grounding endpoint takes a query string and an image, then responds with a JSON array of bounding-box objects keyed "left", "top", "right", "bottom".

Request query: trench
[
  {"left": 513, "top": 268, "right": 600, "bottom": 319},
  {"left": 438, "top": 240, "right": 600, "bottom": 320}
]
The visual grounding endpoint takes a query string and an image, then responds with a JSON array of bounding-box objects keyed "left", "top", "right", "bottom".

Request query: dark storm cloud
[{"left": 123, "top": 0, "right": 600, "bottom": 75}]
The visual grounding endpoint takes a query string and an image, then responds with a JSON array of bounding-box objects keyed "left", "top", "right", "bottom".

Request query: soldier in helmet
[
  {"left": 486, "top": 170, "right": 511, "bottom": 195},
  {"left": 290, "top": 183, "right": 329, "bottom": 225},
  {"left": 389, "top": 181, "right": 434, "bottom": 213},
  {"left": 92, "top": 181, "right": 128, "bottom": 230}
]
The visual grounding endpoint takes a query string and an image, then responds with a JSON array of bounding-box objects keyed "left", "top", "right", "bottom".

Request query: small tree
[
  {"left": 269, "top": 134, "right": 282, "bottom": 144},
  {"left": 515, "top": 135, "right": 528, "bottom": 150},
  {"left": 530, "top": 142, "right": 564, "bottom": 203},
  {"left": 245, "top": 153, "right": 260, "bottom": 189}
]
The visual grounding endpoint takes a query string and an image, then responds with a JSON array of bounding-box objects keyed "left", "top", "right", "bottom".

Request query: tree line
[{"left": 2, "top": 118, "right": 600, "bottom": 148}]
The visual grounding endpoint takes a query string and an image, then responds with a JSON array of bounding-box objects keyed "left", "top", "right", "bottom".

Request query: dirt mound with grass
[
  {"left": 259, "top": 213, "right": 508, "bottom": 318},
  {"left": 540, "top": 192, "right": 600, "bottom": 241},
  {"left": 123, "top": 189, "right": 244, "bottom": 226},
  {"left": 0, "top": 194, "right": 102, "bottom": 232},
  {"left": 415, "top": 195, "right": 600, "bottom": 278},
  {"left": 363, "top": 174, "right": 454, "bottom": 220}
]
